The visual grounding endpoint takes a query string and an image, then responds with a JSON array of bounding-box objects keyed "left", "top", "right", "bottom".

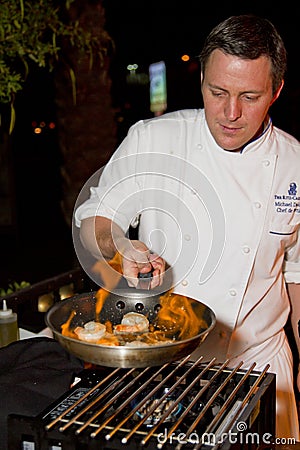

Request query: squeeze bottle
[{"left": 0, "top": 299, "right": 19, "bottom": 347}]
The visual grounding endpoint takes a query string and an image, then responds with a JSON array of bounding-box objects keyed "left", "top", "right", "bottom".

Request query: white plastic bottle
[{"left": 0, "top": 299, "right": 19, "bottom": 347}]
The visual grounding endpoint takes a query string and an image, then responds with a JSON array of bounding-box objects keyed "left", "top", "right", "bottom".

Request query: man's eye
[
  {"left": 244, "top": 95, "right": 258, "bottom": 101},
  {"left": 211, "top": 91, "right": 224, "bottom": 97}
]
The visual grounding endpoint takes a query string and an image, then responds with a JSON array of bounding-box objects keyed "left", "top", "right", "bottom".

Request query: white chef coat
[{"left": 75, "top": 109, "right": 300, "bottom": 439}]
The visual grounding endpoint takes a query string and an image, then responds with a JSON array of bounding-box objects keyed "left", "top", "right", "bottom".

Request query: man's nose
[{"left": 224, "top": 98, "right": 242, "bottom": 121}]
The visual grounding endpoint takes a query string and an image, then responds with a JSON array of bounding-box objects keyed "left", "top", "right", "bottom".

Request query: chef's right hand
[{"left": 115, "top": 237, "right": 165, "bottom": 289}]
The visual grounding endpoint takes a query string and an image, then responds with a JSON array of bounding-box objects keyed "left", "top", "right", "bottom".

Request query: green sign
[{"left": 149, "top": 61, "right": 167, "bottom": 114}]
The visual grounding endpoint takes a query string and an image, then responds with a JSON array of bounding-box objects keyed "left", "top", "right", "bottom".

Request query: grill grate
[{"left": 8, "top": 356, "right": 276, "bottom": 450}]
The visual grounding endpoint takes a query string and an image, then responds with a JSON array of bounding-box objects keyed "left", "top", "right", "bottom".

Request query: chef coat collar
[
  {"left": 203, "top": 113, "right": 272, "bottom": 156},
  {"left": 239, "top": 116, "right": 272, "bottom": 154}
]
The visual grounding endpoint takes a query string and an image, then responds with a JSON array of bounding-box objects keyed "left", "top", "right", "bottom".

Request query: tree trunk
[{"left": 54, "top": 0, "right": 117, "bottom": 226}]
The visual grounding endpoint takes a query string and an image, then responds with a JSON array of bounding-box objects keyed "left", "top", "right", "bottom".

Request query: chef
[{"left": 75, "top": 15, "right": 300, "bottom": 440}]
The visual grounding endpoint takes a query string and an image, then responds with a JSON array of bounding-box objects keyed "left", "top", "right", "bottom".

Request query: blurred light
[
  {"left": 181, "top": 54, "right": 190, "bottom": 62},
  {"left": 127, "top": 63, "right": 138, "bottom": 71},
  {"left": 149, "top": 61, "right": 167, "bottom": 114},
  {"left": 31, "top": 120, "right": 56, "bottom": 134},
  {"left": 59, "top": 283, "right": 74, "bottom": 300},
  {"left": 38, "top": 293, "right": 54, "bottom": 312}
]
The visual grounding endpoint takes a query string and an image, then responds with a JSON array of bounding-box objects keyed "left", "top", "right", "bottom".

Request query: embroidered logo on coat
[
  {"left": 288, "top": 182, "right": 297, "bottom": 196},
  {"left": 274, "top": 182, "right": 300, "bottom": 214}
]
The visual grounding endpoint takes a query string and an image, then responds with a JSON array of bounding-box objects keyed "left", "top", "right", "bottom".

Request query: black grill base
[{"left": 7, "top": 364, "right": 276, "bottom": 450}]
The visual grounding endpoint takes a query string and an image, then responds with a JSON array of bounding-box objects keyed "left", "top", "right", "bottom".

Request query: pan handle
[{"left": 137, "top": 271, "right": 152, "bottom": 290}]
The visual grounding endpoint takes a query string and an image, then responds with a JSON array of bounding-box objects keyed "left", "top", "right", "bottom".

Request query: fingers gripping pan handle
[{"left": 137, "top": 272, "right": 152, "bottom": 290}]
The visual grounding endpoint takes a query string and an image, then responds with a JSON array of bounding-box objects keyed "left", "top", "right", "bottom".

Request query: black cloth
[{"left": 0, "top": 337, "right": 84, "bottom": 450}]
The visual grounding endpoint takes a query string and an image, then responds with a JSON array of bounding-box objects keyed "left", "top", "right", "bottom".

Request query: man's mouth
[{"left": 220, "top": 123, "right": 242, "bottom": 134}]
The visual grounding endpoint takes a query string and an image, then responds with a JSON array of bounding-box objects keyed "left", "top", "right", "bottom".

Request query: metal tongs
[{"left": 137, "top": 271, "right": 153, "bottom": 290}]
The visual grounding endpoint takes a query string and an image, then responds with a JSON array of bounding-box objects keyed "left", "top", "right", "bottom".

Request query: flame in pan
[
  {"left": 61, "top": 310, "right": 78, "bottom": 339},
  {"left": 61, "top": 252, "right": 207, "bottom": 342},
  {"left": 92, "top": 252, "right": 123, "bottom": 318},
  {"left": 155, "top": 291, "right": 206, "bottom": 340}
]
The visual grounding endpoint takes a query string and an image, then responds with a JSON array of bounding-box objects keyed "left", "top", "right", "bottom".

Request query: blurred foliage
[
  {"left": 0, "top": 280, "right": 30, "bottom": 297},
  {"left": 0, "top": 0, "right": 112, "bottom": 131}
]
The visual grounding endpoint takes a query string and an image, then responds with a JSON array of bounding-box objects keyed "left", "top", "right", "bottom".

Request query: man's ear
[{"left": 270, "top": 80, "right": 284, "bottom": 106}]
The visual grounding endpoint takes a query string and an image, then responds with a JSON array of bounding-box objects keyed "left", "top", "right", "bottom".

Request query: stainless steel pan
[{"left": 45, "top": 289, "right": 216, "bottom": 368}]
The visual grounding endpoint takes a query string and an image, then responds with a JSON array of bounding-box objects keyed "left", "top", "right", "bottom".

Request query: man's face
[{"left": 201, "top": 49, "right": 282, "bottom": 152}]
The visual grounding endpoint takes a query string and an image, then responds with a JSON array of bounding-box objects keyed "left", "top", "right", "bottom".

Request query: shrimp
[
  {"left": 75, "top": 321, "right": 106, "bottom": 342},
  {"left": 114, "top": 312, "right": 149, "bottom": 335}
]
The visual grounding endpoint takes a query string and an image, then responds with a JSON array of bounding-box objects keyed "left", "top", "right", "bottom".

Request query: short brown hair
[{"left": 199, "top": 15, "right": 287, "bottom": 95}]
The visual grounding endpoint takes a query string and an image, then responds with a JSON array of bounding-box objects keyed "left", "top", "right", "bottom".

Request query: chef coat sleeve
[
  {"left": 74, "top": 121, "right": 144, "bottom": 233},
  {"left": 283, "top": 228, "right": 300, "bottom": 283}
]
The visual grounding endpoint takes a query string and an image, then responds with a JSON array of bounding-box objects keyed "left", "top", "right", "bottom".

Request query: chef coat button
[
  {"left": 196, "top": 143, "right": 202, "bottom": 149},
  {"left": 254, "top": 202, "right": 261, "bottom": 209},
  {"left": 229, "top": 289, "right": 237, "bottom": 296},
  {"left": 184, "top": 234, "right": 191, "bottom": 241},
  {"left": 242, "top": 245, "right": 250, "bottom": 254},
  {"left": 262, "top": 160, "right": 270, "bottom": 167},
  {"left": 181, "top": 280, "right": 188, "bottom": 286}
]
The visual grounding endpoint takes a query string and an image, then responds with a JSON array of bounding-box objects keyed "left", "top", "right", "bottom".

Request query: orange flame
[
  {"left": 61, "top": 310, "right": 77, "bottom": 339},
  {"left": 93, "top": 251, "right": 123, "bottom": 318},
  {"left": 156, "top": 291, "right": 206, "bottom": 340},
  {"left": 61, "top": 252, "right": 123, "bottom": 338},
  {"left": 61, "top": 252, "right": 207, "bottom": 342}
]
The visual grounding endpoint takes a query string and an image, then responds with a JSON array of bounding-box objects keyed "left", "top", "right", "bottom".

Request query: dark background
[
  {"left": 0, "top": 1, "right": 299, "bottom": 290},
  {"left": 104, "top": 0, "right": 300, "bottom": 137}
]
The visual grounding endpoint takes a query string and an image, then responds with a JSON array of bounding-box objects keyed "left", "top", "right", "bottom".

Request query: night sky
[
  {"left": 103, "top": 1, "right": 300, "bottom": 138},
  {"left": 103, "top": 1, "right": 298, "bottom": 77}
]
